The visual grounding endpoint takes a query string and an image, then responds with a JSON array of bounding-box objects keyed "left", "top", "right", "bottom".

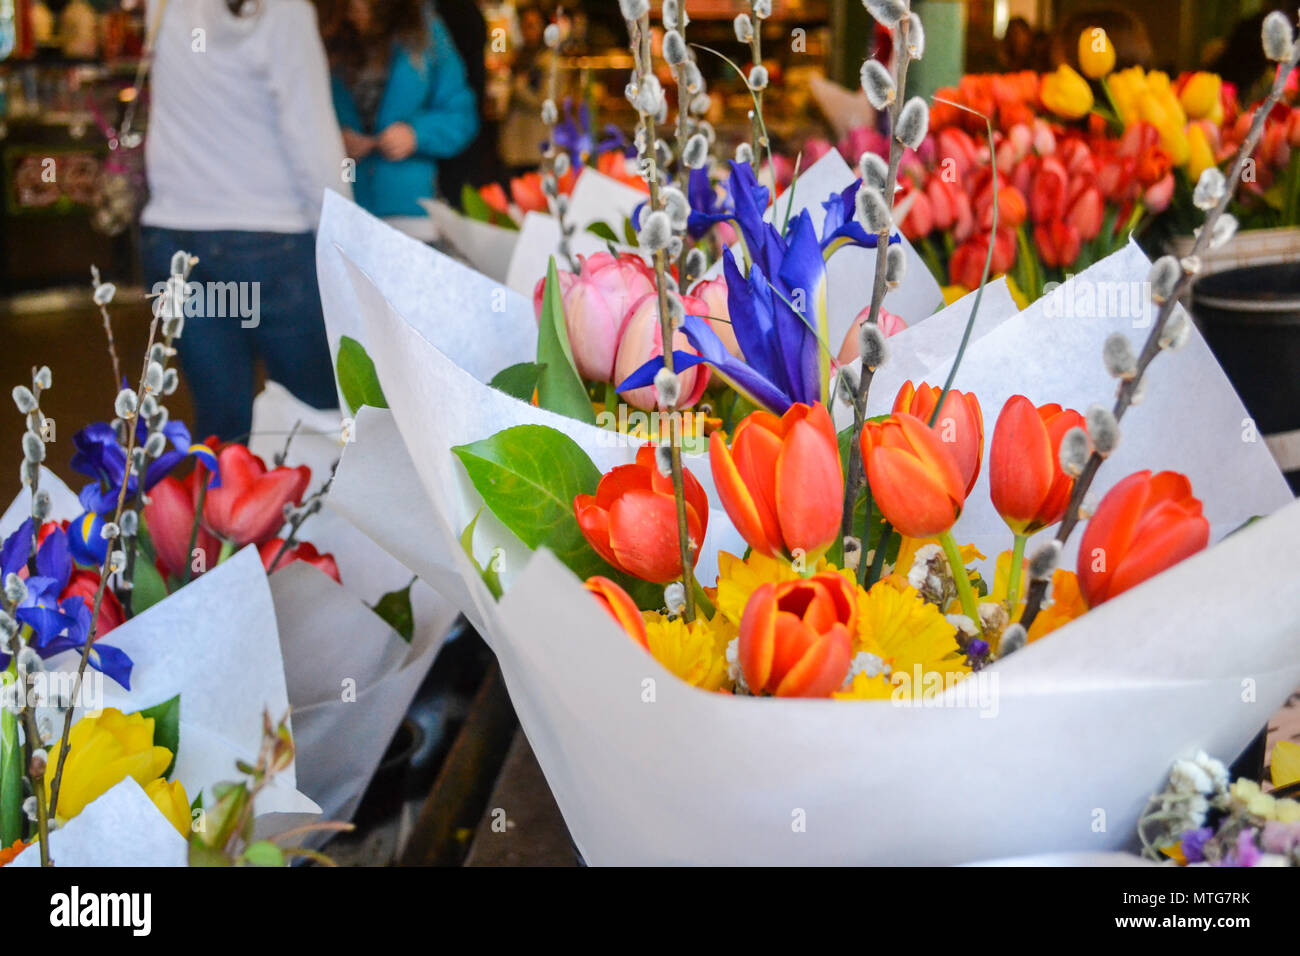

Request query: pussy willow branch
[
  {"left": 842, "top": 7, "right": 913, "bottom": 559},
  {"left": 746, "top": 2, "right": 764, "bottom": 170},
  {"left": 668, "top": 13, "right": 693, "bottom": 280},
  {"left": 1018, "top": 43, "right": 1300, "bottom": 631},
  {"left": 47, "top": 314, "right": 162, "bottom": 824},
  {"left": 90, "top": 272, "right": 123, "bottom": 392},
  {"left": 631, "top": 11, "right": 697, "bottom": 622},
  {"left": 542, "top": 24, "right": 577, "bottom": 272}
]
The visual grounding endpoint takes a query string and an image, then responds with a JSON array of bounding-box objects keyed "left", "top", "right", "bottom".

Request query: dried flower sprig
[{"left": 1018, "top": 28, "right": 1300, "bottom": 631}]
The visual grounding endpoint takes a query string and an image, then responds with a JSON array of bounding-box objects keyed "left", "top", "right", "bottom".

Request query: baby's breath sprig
[{"left": 1019, "top": 24, "right": 1300, "bottom": 631}]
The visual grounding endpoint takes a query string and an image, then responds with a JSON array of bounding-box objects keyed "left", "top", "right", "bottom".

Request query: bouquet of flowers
[{"left": 319, "top": 1, "right": 1300, "bottom": 864}]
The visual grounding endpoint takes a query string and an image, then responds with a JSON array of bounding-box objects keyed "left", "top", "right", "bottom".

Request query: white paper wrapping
[
  {"left": 9, "top": 778, "right": 186, "bottom": 867},
  {"left": 421, "top": 198, "right": 520, "bottom": 283},
  {"left": 246, "top": 383, "right": 459, "bottom": 833}
]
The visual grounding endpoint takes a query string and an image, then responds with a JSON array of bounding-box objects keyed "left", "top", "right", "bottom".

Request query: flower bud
[
  {"left": 169, "top": 250, "right": 191, "bottom": 278},
  {"left": 32, "top": 489, "right": 51, "bottom": 521},
  {"left": 120, "top": 510, "right": 139, "bottom": 537},
  {"left": 856, "top": 186, "right": 892, "bottom": 233},
  {"left": 860, "top": 60, "right": 896, "bottom": 110},
  {"left": 858, "top": 152, "right": 889, "bottom": 191},
  {"left": 114, "top": 388, "right": 139, "bottom": 418},
  {"left": 639, "top": 210, "right": 672, "bottom": 252},
  {"left": 33, "top": 366, "right": 51, "bottom": 390},
  {"left": 1208, "top": 212, "right": 1238, "bottom": 249},
  {"left": 682, "top": 133, "right": 709, "bottom": 170},
  {"left": 842, "top": 536, "right": 862, "bottom": 571},
  {"left": 735, "top": 142, "right": 754, "bottom": 164},
  {"left": 20, "top": 460, "right": 37, "bottom": 487},
  {"left": 618, "top": 0, "right": 649, "bottom": 20},
  {"left": 682, "top": 61, "right": 704, "bottom": 94},
  {"left": 1028, "top": 540, "right": 1062, "bottom": 581},
  {"left": 1058, "top": 426, "right": 1091, "bottom": 476},
  {"left": 690, "top": 92, "right": 712, "bottom": 116},
  {"left": 664, "top": 29, "right": 687, "bottom": 66},
  {"left": 752, "top": 0, "right": 771, "bottom": 18},
  {"left": 859, "top": 321, "right": 889, "bottom": 368},
  {"left": 862, "top": 0, "right": 906, "bottom": 27},
  {"left": 1192, "top": 167, "right": 1226, "bottom": 210},
  {"left": 1103, "top": 333, "right": 1138, "bottom": 379},
  {"left": 101, "top": 521, "right": 121, "bottom": 541},
  {"left": 664, "top": 581, "right": 686, "bottom": 615},
  {"left": 12, "top": 386, "right": 37, "bottom": 414},
  {"left": 998, "top": 623, "right": 1027, "bottom": 657},
  {"left": 734, "top": 12, "right": 754, "bottom": 42},
  {"left": 896, "top": 97, "right": 930, "bottom": 149},
  {"left": 906, "top": 12, "right": 925, "bottom": 59},
  {"left": 1085, "top": 405, "right": 1120, "bottom": 456},
  {"left": 684, "top": 248, "right": 707, "bottom": 281},
  {"left": 1262, "top": 10, "right": 1295, "bottom": 62},
  {"left": 144, "top": 431, "right": 167, "bottom": 458},
  {"left": 655, "top": 443, "right": 674, "bottom": 478},
  {"left": 5, "top": 573, "right": 27, "bottom": 605},
  {"left": 1159, "top": 311, "right": 1191, "bottom": 351},
  {"left": 541, "top": 99, "right": 558, "bottom": 126},
  {"left": 661, "top": 186, "right": 689, "bottom": 231},
  {"left": 93, "top": 281, "right": 116, "bottom": 306},
  {"left": 162, "top": 368, "right": 179, "bottom": 395},
  {"left": 21, "top": 432, "right": 44, "bottom": 464},
  {"left": 654, "top": 367, "right": 683, "bottom": 408},
  {"left": 543, "top": 23, "right": 561, "bottom": 49},
  {"left": 836, "top": 366, "right": 860, "bottom": 403},
  {"left": 663, "top": 0, "right": 681, "bottom": 29},
  {"left": 144, "top": 361, "right": 165, "bottom": 394},
  {"left": 748, "top": 65, "right": 769, "bottom": 91},
  {"left": 885, "top": 244, "right": 906, "bottom": 288},
  {"left": 1147, "top": 255, "right": 1181, "bottom": 303}
]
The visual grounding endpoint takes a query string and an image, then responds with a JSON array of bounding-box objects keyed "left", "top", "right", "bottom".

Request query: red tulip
[
  {"left": 892, "top": 381, "right": 984, "bottom": 494},
  {"left": 897, "top": 180, "right": 935, "bottom": 239},
  {"left": 989, "top": 396, "right": 1085, "bottom": 535},
  {"left": 1143, "top": 173, "right": 1175, "bottom": 214},
  {"left": 259, "top": 538, "right": 341, "bottom": 583},
  {"left": 1077, "top": 470, "right": 1209, "bottom": 606},
  {"left": 861, "top": 413, "right": 966, "bottom": 538},
  {"left": 203, "top": 444, "right": 310, "bottom": 547},
  {"left": 1035, "top": 221, "right": 1082, "bottom": 268},
  {"left": 709, "top": 402, "right": 842, "bottom": 563},
  {"left": 479, "top": 182, "right": 510, "bottom": 216},
  {"left": 62, "top": 569, "right": 124, "bottom": 640},
  {"left": 1066, "top": 184, "right": 1104, "bottom": 241},
  {"left": 575, "top": 445, "right": 708, "bottom": 584},
  {"left": 739, "top": 572, "right": 855, "bottom": 697},
  {"left": 509, "top": 172, "right": 549, "bottom": 214},
  {"left": 949, "top": 228, "right": 1015, "bottom": 288},
  {"left": 143, "top": 473, "right": 221, "bottom": 580},
  {"left": 1030, "top": 156, "right": 1069, "bottom": 222},
  {"left": 585, "top": 575, "right": 647, "bottom": 646}
]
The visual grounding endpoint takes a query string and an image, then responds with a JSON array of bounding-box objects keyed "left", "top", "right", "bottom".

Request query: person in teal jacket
[{"left": 320, "top": 0, "right": 479, "bottom": 219}]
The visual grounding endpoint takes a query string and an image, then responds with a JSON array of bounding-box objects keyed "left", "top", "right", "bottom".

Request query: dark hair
[
  {"left": 226, "top": 0, "right": 258, "bottom": 15},
  {"left": 316, "top": 0, "right": 428, "bottom": 75}
]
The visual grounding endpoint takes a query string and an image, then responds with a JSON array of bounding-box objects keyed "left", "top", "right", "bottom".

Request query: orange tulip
[
  {"left": 861, "top": 413, "right": 966, "bottom": 539},
  {"left": 709, "top": 402, "right": 842, "bottom": 563},
  {"left": 575, "top": 445, "right": 708, "bottom": 584},
  {"left": 892, "top": 381, "right": 984, "bottom": 495},
  {"left": 738, "top": 572, "right": 855, "bottom": 697},
  {"left": 1077, "top": 470, "right": 1209, "bottom": 606},
  {"left": 585, "top": 576, "right": 647, "bottom": 646},
  {"left": 989, "top": 396, "right": 1085, "bottom": 535}
]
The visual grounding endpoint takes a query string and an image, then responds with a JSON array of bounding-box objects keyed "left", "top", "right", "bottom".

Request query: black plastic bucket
[{"left": 1192, "top": 262, "right": 1300, "bottom": 493}]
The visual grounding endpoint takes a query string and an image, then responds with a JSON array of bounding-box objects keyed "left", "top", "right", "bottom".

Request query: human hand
[
  {"left": 342, "top": 128, "right": 375, "bottom": 160},
  {"left": 376, "top": 121, "right": 417, "bottom": 161}
]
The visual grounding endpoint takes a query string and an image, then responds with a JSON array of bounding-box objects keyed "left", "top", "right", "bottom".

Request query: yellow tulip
[
  {"left": 1138, "top": 95, "right": 1189, "bottom": 165},
  {"left": 1041, "top": 64, "right": 1094, "bottom": 120},
  {"left": 1108, "top": 67, "right": 1146, "bottom": 126},
  {"left": 144, "top": 778, "right": 192, "bottom": 837},
  {"left": 1078, "top": 26, "right": 1116, "bottom": 79},
  {"left": 1186, "top": 123, "right": 1216, "bottom": 182},
  {"left": 940, "top": 284, "right": 969, "bottom": 305},
  {"left": 45, "top": 708, "right": 173, "bottom": 822},
  {"left": 1179, "top": 71, "right": 1222, "bottom": 120}
]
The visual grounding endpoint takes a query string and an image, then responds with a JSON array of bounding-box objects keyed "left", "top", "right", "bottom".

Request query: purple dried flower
[{"left": 1180, "top": 826, "right": 1213, "bottom": 863}]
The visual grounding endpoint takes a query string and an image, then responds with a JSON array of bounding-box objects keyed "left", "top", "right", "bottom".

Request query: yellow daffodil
[
  {"left": 713, "top": 549, "right": 852, "bottom": 625},
  {"left": 1077, "top": 26, "right": 1116, "bottom": 79},
  {"left": 45, "top": 708, "right": 173, "bottom": 822},
  {"left": 856, "top": 581, "right": 967, "bottom": 675},
  {"left": 941, "top": 284, "right": 969, "bottom": 305},
  {"left": 1272, "top": 740, "right": 1300, "bottom": 790},
  {"left": 988, "top": 549, "right": 1087, "bottom": 641},
  {"left": 1041, "top": 64, "right": 1094, "bottom": 120},
  {"left": 1186, "top": 123, "right": 1217, "bottom": 184},
  {"left": 144, "top": 777, "right": 192, "bottom": 837},
  {"left": 1003, "top": 273, "right": 1030, "bottom": 311},
  {"left": 641, "top": 611, "right": 733, "bottom": 692},
  {"left": 1179, "top": 71, "right": 1222, "bottom": 120},
  {"left": 834, "top": 670, "right": 896, "bottom": 700}
]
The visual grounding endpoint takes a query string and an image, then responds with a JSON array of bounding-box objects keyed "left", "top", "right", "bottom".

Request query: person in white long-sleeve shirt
[{"left": 141, "top": 0, "right": 353, "bottom": 440}]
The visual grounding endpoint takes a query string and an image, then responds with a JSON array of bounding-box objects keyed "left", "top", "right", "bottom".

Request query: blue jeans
[{"left": 140, "top": 227, "right": 338, "bottom": 441}]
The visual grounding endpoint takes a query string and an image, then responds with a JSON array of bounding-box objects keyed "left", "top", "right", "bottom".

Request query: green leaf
[
  {"left": 0, "top": 700, "right": 22, "bottom": 848},
  {"left": 369, "top": 579, "right": 416, "bottom": 643},
  {"left": 459, "top": 510, "right": 503, "bottom": 600},
  {"left": 336, "top": 336, "right": 388, "bottom": 416},
  {"left": 534, "top": 258, "right": 596, "bottom": 424},
  {"left": 585, "top": 220, "right": 620, "bottom": 243},
  {"left": 622, "top": 215, "right": 639, "bottom": 248},
  {"left": 489, "top": 362, "right": 543, "bottom": 403},
  {"left": 241, "top": 840, "right": 286, "bottom": 867},
  {"left": 460, "top": 183, "right": 518, "bottom": 230},
  {"left": 137, "top": 694, "right": 181, "bottom": 779},
  {"left": 131, "top": 519, "right": 170, "bottom": 614}
]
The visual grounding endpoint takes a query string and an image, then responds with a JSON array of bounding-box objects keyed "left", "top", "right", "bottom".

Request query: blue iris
[
  {"left": 548, "top": 99, "right": 631, "bottom": 171},
  {"left": 0, "top": 518, "right": 132, "bottom": 690},
  {"left": 70, "top": 419, "right": 220, "bottom": 515}
]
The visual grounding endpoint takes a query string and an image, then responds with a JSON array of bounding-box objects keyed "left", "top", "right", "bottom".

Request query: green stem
[
  {"left": 939, "top": 530, "right": 979, "bottom": 622},
  {"left": 865, "top": 519, "right": 893, "bottom": 588},
  {"left": 181, "top": 476, "right": 210, "bottom": 585},
  {"left": 218, "top": 539, "right": 236, "bottom": 565},
  {"left": 1006, "top": 533, "right": 1027, "bottom": 618},
  {"left": 692, "top": 579, "right": 715, "bottom": 620},
  {"left": 602, "top": 381, "right": 618, "bottom": 430}
]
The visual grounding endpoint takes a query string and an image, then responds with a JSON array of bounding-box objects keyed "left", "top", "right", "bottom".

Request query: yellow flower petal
[{"left": 1271, "top": 740, "right": 1300, "bottom": 789}]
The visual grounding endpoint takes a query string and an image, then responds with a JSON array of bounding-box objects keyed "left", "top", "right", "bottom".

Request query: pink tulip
[
  {"left": 1144, "top": 173, "right": 1175, "bottom": 214},
  {"left": 614, "top": 292, "right": 711, "bottom": 410},
  {"left": 532, "top": 252, "right": 655, "bottom": 383},
  {"left": 690, "top": 276, "right": 742, "bottom": 358},
  {"left": 837, "top": 306, "right": 908, "bottom": 365},
  {"left": 1066, "top": 184, "right": 1104, "bottom": 241}
]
